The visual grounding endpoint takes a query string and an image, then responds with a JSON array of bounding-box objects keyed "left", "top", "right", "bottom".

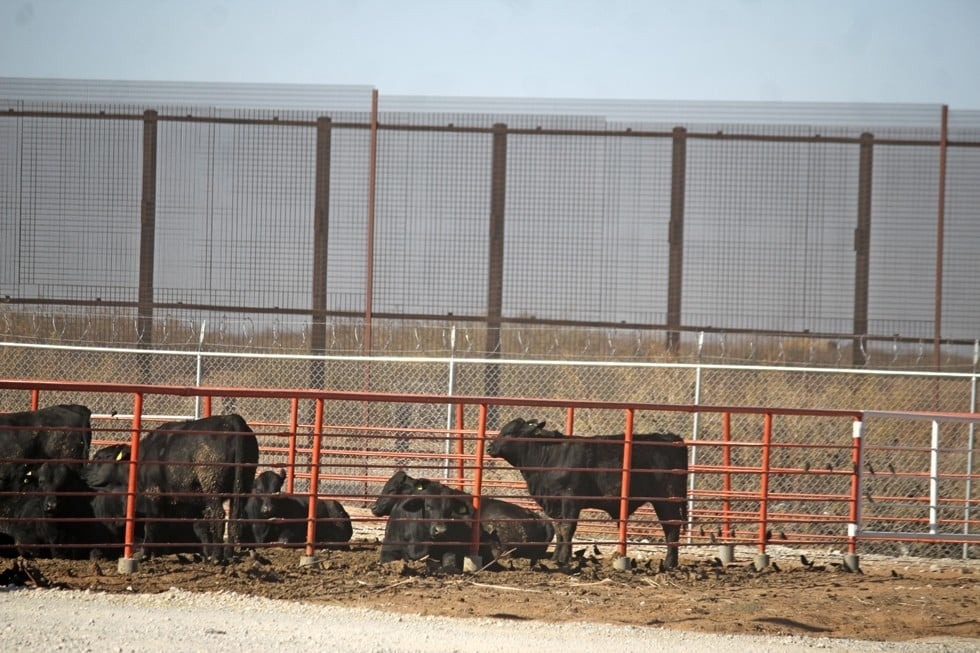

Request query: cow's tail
[
  {"left": 229, "top": 417, "right": 252, "bottom": 547},
  {"left": 230, "top": 437, "right": 244, "bottom": 546},
  {"left": 78, "top": 405, "right": 93, "bottom": 460}
]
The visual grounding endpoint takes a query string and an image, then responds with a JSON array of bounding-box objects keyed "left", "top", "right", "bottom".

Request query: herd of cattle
[{"left": 0, "top": 405, "right": 689, "bottom": 570}]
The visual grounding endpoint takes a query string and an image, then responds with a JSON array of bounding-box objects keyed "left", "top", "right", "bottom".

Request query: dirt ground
[{"left": 4, "top": 536, "right": 977, "bottom": 645}]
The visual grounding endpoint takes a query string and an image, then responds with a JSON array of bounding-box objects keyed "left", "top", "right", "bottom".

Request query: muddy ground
[{"left": 4, "top": 537, "right": 977, "bottom": 644}]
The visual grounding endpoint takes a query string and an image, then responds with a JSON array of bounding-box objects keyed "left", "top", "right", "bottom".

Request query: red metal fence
[{"left": 1, "top": 379, "right": 976, "bottom": 568}]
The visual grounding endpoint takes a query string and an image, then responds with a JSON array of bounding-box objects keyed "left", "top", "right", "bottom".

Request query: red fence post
[
  {"left": 617, "top": 408, "right": 636, "bottom": 557},
  {"left": 722, "top": 411, "right": 732, "bottom": 539},
  {"left": 122, "top": 393, "right": 143, "bottom": 563},
  {"left": 286, "top": 397, "right": 299, "bottom": 494},
  {"left": 757, "top": 412, "right": 773, "bottom": 555},
  {"left": 469, "top": 403, "right": 488, "bottom": 556},
  {"left": 29, "top": 389, "right": 39, "bottom": 411},
  {"left": 304, "top": 397, "right": 324, "bottom": 559},
  {"left": 455, "top": 418, "right": 466, "bottom": 491}
]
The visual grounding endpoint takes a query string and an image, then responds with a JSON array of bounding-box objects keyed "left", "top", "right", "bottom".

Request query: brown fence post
[
  {"left": 137, "top": 110, "right": 158, "bottom": 383},
  {"left": 485, "top": 123, "right": 507, "bottom": 426},
  {"left": 934, "top": 105, "right": 948, "bottom": 372},
  {"left": 666, "top": 127, "right": 687, "bottom": 352},
  {"left": 311, "top": 116, "right": 332, "bottom": 390},
  {"left": 853, "top": 132, "right": 874, "bottom": 366}
]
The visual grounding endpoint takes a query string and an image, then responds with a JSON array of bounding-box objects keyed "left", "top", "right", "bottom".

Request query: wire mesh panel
[
  {"left": 860, "top": 414, "right": 978, "bottom": 558},
  {"left": 2, "top": 89, "right": 978, "bottom": 353},
  {"left": 0, "top": 104, "right": 144, "bottom": 304},
  {"left": 683, "top": 127, "right": 859, "bottom": 333}
]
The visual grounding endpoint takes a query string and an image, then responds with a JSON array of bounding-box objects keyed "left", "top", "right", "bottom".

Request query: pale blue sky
[{"left": 2, "top": 0, "right": 979, "bottom": 107}]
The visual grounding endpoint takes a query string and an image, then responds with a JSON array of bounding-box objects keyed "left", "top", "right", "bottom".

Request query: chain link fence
[{"left": 2, "top": 333, "right": 976, "bottom": 561}]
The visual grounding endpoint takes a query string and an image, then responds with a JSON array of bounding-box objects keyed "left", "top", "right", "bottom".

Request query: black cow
[
  {"left": 84, "top": 414, "right": 259, "bottom": 562},
  {"left": 85, "top": 444, "right": 150, "bottom": 556},
  {"left": 487, "top": 417, "right": 689, "bottom": 569},
  {"left": 0, "top": 462, "right": 107, "bottom": 559},
  {"left": 84, "top": 443, "right": 200, "bottom": 558},
  {"left": 0, "top": 463, "right": 57, "bottom": 558},
  {"left": 371, "top": 470, "right": 553, "bottom": 566},
  {"left": 0, "top": 404, "right": 92, "bottom": 491},
  {"left": 245, "top": 469, "right": 353, "bottom": 547},
  {"left": 28, "top": 462, "right": 120, "bottom": 559},
  {"left": 374, "top": 476, "right": 475, "bottom": 564}
]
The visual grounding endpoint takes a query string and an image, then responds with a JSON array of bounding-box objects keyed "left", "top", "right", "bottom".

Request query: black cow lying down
[
  {"left": 371, "top": 470, "right": 554, "bottom": 566},
  {"left": 0, "top": 404, "right": 92, "bottom": 491},
  {"left": 372, "top": 474, "right": 475, "bottom": 565},
  {"left": 244, "top": 469, "right": 353, "bottom": 548},
  {"left": 84, "top": 414, "right": 259, "bottom": 562},
  {"left": 487, "top": 417, "right": 689, "bottom": 569}
]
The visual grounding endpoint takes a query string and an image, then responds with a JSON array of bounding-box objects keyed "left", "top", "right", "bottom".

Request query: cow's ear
[{"left": 277, "top": 468, "right": 286, "bottom": 479}]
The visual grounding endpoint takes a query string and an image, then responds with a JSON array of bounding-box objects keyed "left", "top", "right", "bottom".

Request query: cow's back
[
  {"left": 0, "top": 404, "right": 92, "bottom": 461},
  {"left": 138, "top": 414, "right": 258, "bottom": 495},
  {"left": 629, "top": 432, "right": 688, "bottom": 497}
]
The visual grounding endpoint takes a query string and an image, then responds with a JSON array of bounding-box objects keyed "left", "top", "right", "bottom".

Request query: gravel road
[{"left": 1, "top": 586, "right": 976, "bottom": 653}]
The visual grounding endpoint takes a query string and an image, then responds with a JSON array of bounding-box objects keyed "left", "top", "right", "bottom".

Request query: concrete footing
[
  {"left": 753, "top": 553, "right": 770, "bottom": 571},
  {"left": 843, "top": 553, "right": 861, "bottom": 572},
  {"left": 463, "top": 555, "right": 483, "bottom": 573},
  {"left": 299, "top": 555, "right": 318, "bottom": 567},
  {"left": 117, "top": 558, "right": 138, "bottom": 574},
  {"left": 613, "top": 556, "right": 633, "bottom": 571},
  {"left": 717, "top": 544, "right": 735, "bottom": 565},
  {"left": 441, "top": 552, "right": 459, "bottom": 571}
]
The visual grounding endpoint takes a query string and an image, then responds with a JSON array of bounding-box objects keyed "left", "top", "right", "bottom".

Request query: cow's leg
[
  {"left": 652, "top": 500, "right": 684, "bottom": 569},
  {"left": 196, "top": 498, "right": 227, "bottom": 562},
  {"left": 551, "top": 502, "right": 580, "bottom": 565}
]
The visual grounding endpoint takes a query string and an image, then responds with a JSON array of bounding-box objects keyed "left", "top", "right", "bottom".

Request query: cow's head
[
  {"left": 84, "top": 443, "right": 131, "bottom": 488},
  {"left": 487, "top": 417, "right": 546, "bottom": 458},
  {"left": 395, "top": 483, "right": 473, "bottom": 560},
  {"left": 252, "top": 469, "right": 286, "bottom": 516},
  {"left": 370, "top": 470, "right": 415, "bottom": 517},
  {"left": 0, "top": 462, "right": 34, "bottom": 493},
  {"left": 35, "top": 462, "right": 76, "bottom": 515},
  {"left": 254, "top": 469, "right": 286, "bottom": 494}
]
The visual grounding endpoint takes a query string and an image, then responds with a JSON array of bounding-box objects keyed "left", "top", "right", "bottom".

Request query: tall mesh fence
[
  {"left": 2, "top": 83, "right": 979, "bottom": 353},
  {"left": 1, "top": 82, "right": 978, "bottom": 561}
]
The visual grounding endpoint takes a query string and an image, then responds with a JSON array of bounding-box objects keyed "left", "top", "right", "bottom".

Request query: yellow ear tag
[
  {"left": 115, "top": 451, "right": 125, "bottom": 461},
  {"left": 414, "top": 481, "right": 425, "bottom": 491}
]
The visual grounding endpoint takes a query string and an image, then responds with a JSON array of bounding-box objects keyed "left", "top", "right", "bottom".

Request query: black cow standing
[
  {"left": 244, "top": 469, "right": 353, "bottom": 547},
  {"left": 371, "top": 470, "right": 553, "bottom": 566},
  {"left": 0, "top": 404, "right": 92, "bottom": 491},
  {"left": 84, "top": 443, "right": 199, "bottom": 558},
  {"left": 487, "top": 417, "right": 689, "bottom": 570},
  {"left": 84, "top": 414, "right": 259, "bottom": 562}
]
